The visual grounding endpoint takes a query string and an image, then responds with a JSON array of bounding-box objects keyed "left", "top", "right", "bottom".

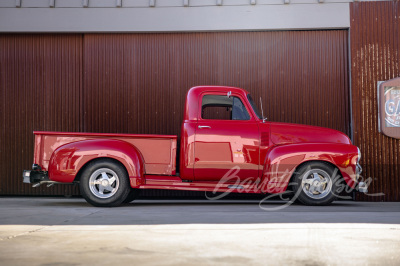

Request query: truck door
[{"left": 194, "top": 93, "right": 260, "bottom": 182}]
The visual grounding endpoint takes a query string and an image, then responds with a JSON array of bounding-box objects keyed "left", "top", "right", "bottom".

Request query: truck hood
[{"left": 269, "top": 122, "right": 351, "bottom": 145}]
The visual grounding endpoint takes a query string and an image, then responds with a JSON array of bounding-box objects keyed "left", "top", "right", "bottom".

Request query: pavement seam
[
  {"left": 0, "top": 209, "right": 102, "bottom": 241},
  {"left": 0, "top": 226, "right": 49, "bottom": 241},
  {"left": 59, "top": 209, "right": 102, "bottom": 225}
]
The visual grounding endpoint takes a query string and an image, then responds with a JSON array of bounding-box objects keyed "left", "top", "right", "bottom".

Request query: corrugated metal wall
[
  {"left": 0, "top": 30, "right": 350, "bottom": 196},
  {"left": 0, "top": 34, "right": 83, "bottom": 195},
  {"left": 83, "top": 32, "right": 350, "bottom": 135},
  {"left": 350, "top": 1, "right": 400, "bottom": 201}
]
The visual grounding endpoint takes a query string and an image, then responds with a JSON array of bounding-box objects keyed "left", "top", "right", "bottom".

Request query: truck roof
[
  {"left": 188, "top": 85, "right": 250, "bottom": 95},
  {"left": 184, "top": 85, "right": 251, "bottom": 121}
]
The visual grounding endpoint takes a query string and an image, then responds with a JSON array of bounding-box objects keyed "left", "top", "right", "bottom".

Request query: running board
[{"left": 140, "top": 175, "right": 261, "bottom": 194}]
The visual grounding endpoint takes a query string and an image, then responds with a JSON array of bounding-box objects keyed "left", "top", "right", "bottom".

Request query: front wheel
[
  {"left": 291, "top": 162, "right": 341, "bottom": 206},
  {"left": 79, "top": 159, "right": 130, "bottom": 207}
]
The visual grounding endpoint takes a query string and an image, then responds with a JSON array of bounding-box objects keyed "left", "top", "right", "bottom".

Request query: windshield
[{"left": 247, "top": 94, "right": 263, "bottom": 119}]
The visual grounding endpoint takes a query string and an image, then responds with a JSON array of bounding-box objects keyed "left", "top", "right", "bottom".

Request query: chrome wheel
[
  {"left": 89, "top": 168, "right": 120, "bottom": 199},
  {"left": 301, "top": 169, "right": 332, "bottom": 200}
]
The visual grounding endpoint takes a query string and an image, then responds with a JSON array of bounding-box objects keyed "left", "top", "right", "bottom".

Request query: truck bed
[{"left": 33, "top": 131, "right": 177, "bottom": 176}]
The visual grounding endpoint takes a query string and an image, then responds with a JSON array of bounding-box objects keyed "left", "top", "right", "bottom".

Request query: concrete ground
[{"left": 0, "top": 197, "right": 399, "bottom": 266}]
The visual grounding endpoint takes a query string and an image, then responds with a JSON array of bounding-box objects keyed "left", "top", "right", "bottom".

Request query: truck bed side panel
[{"left": 33, "top": 132, "right": 177, "bottom": 176}]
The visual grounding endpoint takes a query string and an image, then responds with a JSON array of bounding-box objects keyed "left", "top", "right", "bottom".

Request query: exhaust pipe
[{"left": 32, "top": 181, "right": 73, "bottom": 188}]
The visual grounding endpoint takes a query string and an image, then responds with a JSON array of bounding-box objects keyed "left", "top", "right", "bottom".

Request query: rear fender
[
  {"left": 48, "top": 139, "right": 145, "bottom": 188},
  {"left": 260, "top": 143, "right": 359, "bottom": 193}
]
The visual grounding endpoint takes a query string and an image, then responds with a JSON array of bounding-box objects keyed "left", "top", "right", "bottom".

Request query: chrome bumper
[
  {"left": 23, "top": 170, "right": 49, "bottom": 184},
  {"left": 356, "top": 163, "right": 362, "bottom": 177},
  {"left": 355, "top": 163, "right": 368, "bottom": 193},
  {"left": 23, "top": 170, "right": 31, "bottom": 184},
  {"left": 23, "top": 169, "right": 54, "bottom": 187},
  {"left": 23, "top": 169, "right": 73, "bottom": 188},
  {"left": 357, "top": 182, "right": 368, "bottom": 193}
]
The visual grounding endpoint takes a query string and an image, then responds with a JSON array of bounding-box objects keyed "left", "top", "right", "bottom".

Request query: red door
[{"left": 193, "top": 93, "right": 260, "bottom": 182}]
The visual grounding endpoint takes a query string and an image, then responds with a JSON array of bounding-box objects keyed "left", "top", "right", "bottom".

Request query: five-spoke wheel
[
  {"left": 301, "top": 169, "right": 333, "bottom": 200},
  {"left": 292, "top": 162, "right": 339, "bottom": 206},
  {"left": 79, "top": 159, "right": 130, "bottom": 207},
  {"left": 89, "top": 168, "right": 120, "bottom": 199}
]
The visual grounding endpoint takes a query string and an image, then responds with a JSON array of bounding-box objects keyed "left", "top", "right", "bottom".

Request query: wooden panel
[{"left": 350, "top": 1, "right": 400, "bottom": 201}]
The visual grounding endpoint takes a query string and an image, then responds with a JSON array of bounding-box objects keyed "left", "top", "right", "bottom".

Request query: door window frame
[{"left": 197, "top": 91, "right": 256, "bottom": 122}]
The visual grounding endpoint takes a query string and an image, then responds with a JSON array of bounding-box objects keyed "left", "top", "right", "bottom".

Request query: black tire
[
  {"left": 291, "top": 162, "right": 341, "bottom": 206},
  {"left": 79, "top": 159, "right": 130, "bottom": 207},
  {"left": 123, "top": 188, "right": 141, "bottom": 203}
]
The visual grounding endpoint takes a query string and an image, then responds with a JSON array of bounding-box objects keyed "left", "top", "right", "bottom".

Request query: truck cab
[{"left": 180, "top": 86, "right": 263, "bottom": 182}]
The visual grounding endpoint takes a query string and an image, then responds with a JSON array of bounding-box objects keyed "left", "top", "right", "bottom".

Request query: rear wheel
[
  {"left": 79, "top": 159, "right": 130, "bottom": 207},
  {"left": 291, "top": 162, "right": 340, "bottom": 206}
]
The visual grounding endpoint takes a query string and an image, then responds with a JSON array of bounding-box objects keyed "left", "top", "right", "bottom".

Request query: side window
[
  {"left": 201, "top": 95, "right": 250, "bottom": 120},
  {"left": 232, "top": 97, "right": 250, "bottom": 120}
]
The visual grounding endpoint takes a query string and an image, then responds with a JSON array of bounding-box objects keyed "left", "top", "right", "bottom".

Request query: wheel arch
[
  {"left": 48, "top": 139, "right": 145, "bottom": 188},
  {"left": 260, "top": 143, "right": 358, "bottom": 194},
  {"left": 290, "top": 160, "right": 341, "bottom": 180},
  {"left": 288, "top": 159, "right": 344, "bottom": 188},
  {"left": 75, "top": 157, "right": 129, "bottom": 182}
]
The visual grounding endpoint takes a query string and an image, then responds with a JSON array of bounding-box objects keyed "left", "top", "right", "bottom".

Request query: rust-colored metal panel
[
  {"left": 0, "top": 34, "right": 82, "bottom": 195},
  {"left": 83, "top": 31, "right": 350, "bottom": 136},
  {"left": 350, "top": 1, "right": 400, "bottom": 201}
]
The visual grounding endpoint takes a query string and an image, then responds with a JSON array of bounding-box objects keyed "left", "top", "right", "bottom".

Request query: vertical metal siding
[
  {"left": 350, "top": 1, "right": 400, "bottom": 201},
  {"left": 0, "top": 34, "right": 82, "bottom": 195},
  {"left": 83, "top": 31, "right": 350, "bottom": 136},
  {"left": 1, "top": 30, "right": 350, "bottom": 196}
]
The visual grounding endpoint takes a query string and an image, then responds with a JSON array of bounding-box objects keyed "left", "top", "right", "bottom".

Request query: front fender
[
  {"left": 48, "top": 139, "right": 145, "bottom": 187},
  {"left": 260, "top": 143, "right": 359, "bottom": 193}
]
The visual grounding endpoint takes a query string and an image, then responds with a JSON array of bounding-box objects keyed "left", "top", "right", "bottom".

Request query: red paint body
[{"left": 31, "top": 86, "right": 360, "bottom": 194}]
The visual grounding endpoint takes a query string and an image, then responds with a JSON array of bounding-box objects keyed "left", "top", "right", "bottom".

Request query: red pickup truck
[{"left": 23, "top": 86, "right": 366, "bottom": 207}]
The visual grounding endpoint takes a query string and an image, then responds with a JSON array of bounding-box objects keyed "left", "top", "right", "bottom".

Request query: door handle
[{"left": 198, "top": 125, "right": 211, "bottom": 129}]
